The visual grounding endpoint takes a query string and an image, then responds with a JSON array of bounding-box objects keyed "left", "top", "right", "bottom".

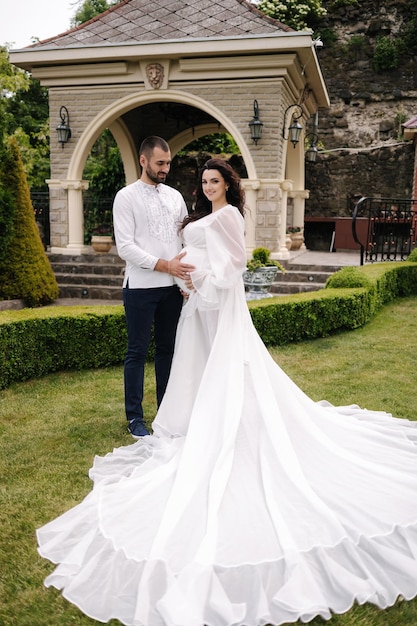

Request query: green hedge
[
  {"left": 248, "top": 287, "right": 372, "bottom": 345},
  {"left": 249, "top": 261, "right": 417, "bottom": 347},
  {"left": 1, "top": 261, "right": 417, "bottom": 389},
  {"left": 0, "top": 305, "right": 127, "bottom": 390}
]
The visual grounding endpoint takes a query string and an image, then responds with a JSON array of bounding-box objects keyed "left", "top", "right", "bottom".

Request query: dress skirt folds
[{"left": 37, "top": 205, "right": 417, "bottom": 626}]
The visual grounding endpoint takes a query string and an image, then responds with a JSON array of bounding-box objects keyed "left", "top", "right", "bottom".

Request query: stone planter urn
[
  {"left": 289, "top": 230, "right": 304, "bottom": 251},
  {"left": 243, "top": 266, "right": 279, "bottom": 300},
  {"left": 91, "top": 235, "right": 113, "bottom": 253}
]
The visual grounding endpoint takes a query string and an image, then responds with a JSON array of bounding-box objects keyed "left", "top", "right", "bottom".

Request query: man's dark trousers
[{"left": 123, "top": 285, "right": 183, "bottom": 423}]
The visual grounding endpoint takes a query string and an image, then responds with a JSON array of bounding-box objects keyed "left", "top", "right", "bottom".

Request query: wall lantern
[
  {"left": 282, "top": 104, "right": 303, "bottom": 148},
  {"left": 248, "top": 100, "right": 264, "bottom": 145},
  {"left": 305, "top": 133, "right": 319, "bottom": 163},
  {"left": 56, "top": 106, "right": 72, "bottom": 148}
]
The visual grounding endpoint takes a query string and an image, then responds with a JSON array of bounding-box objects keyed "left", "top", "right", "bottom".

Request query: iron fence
[
  {"left": 352, "top": 197, "right": 417, "bottom": 265},
  {"left": 31, "top": 191, "right": 50, "bottom": 249},
  {"left": 30, "top": 193, "right": 116, "bottom": 248}
]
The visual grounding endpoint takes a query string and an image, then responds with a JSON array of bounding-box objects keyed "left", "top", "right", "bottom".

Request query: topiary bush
[
  {"left": 407, "top": 248, "right": 417, "bottom": 263},
  {"left": 325, "top": 266, "right": 374, "bottom": 289},
  {"left": 325, "top": 261, "right": 417, "bottom": 311},
  {"left": 0, "top": 183, "right": 14, "bottom": 264},
  {"left": 246, "top": 247, "right": 285, "bottom": 272},
  {"left": 0, "top": 138, "right": 59, "bottom": 306}
]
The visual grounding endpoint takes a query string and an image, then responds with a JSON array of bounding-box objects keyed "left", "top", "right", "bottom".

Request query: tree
[
  {"left": 0, "top": 46, "right": 22, "bottom": 263},
  {"left": 0, "top": 46, "right": 29, "bottom": 94},
  {"left": 178, "top": 133, "right": 240, "bottom": 156},
  {"left": 71, "top": 0, "right": 116, "bottom": 26},
  {"left": 255, "top": 0, "right": 327, "bottom": 31},
  {"left": 4, "top": 77, "right": 50, "bottom": 190},
  {"left": 0, "top": 148, "right": 14, "bottom": 262},
  {"left": 0, "top": 138, "right": 58, "bottom": 306},
  {"left": 1, "top": 46, "right": 49, "bottom": 191}
]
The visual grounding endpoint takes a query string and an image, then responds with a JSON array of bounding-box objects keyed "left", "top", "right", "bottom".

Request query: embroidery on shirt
[{"left": 140, "top": 184, "right": 180, "bottom": 244}]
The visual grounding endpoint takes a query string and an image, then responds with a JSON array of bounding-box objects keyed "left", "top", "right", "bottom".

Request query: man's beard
[{"left": 146, "top": 166, "right": 166, "bottom": 185}]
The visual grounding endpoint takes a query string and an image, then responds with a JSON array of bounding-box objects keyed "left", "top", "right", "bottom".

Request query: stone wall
[
  {"left": 306, "top": 0, "right": 417, "bottom": 215},
  {"left": 305, "top": 143, "right": 414, "bottom": 216}
]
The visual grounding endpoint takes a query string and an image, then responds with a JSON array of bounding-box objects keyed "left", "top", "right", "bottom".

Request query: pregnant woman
[{"left": 37, "top": 159, "right": 417, "bottom": 626}]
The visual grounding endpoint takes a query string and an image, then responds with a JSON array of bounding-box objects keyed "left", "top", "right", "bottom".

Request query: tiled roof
[{"left": 29, "top": 0, "right": 291, "bottom": 48}]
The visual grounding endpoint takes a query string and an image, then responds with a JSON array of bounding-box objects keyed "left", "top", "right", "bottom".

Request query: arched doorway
[{"left": 61, "top": 91, "right": 258, "bottom": 253}]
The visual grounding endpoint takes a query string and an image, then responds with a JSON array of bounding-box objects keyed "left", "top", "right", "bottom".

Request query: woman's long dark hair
[{"left": 180, "top": 158, "right": 245, "bottom": 231}]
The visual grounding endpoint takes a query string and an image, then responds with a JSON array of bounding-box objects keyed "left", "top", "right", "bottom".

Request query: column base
[{"left": 50, "top": 245, "right": 91, "bottom": 255}]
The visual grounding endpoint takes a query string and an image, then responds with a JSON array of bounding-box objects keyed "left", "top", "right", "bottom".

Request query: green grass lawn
[{"left": 1, "top": 296, "right": 417, "bottom": 626}]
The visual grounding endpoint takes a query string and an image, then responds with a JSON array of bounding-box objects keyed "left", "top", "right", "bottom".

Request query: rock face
[{"left": 306, "top": 0, "right": 417, "bottom": 215}]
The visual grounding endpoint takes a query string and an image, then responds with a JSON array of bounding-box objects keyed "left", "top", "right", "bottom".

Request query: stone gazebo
[{"left": 10, "top": 0, "right": 329, "bottom": 258}]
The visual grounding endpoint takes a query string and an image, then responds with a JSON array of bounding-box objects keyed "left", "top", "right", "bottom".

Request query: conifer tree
[
  {"left": 0, "top": 108, "right": 14, "bottom": 264},
  {"left": 0, "top": 138, "right": 59, "bottom": 306}
]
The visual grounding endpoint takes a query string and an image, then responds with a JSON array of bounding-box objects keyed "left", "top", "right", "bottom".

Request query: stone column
[
  {"left": 47, "top": 179, "right": 89, "bottom": 254},
  {"left": 290, "top": 189, "right": 309, "bottom": 228},
  {"left": 242, "top": 179, "right": 260, "bottom": 253},
  {"left": 290, "top": 188, "right": 309, "bottom": 251},
  {"left": 255, "top": 182, "right": 282, "bottom": 255},
  {"left": 277, "top": 180, "right": 293, "bottom": 258}
]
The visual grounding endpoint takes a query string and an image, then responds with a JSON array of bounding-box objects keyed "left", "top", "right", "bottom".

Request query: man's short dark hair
[{"left": 139, "top": 136, "right": 170, "bottom": 159}]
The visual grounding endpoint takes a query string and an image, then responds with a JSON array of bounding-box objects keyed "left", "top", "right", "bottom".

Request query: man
[{"left": 113, "top": 136, "right": 194, "bottom": 438}]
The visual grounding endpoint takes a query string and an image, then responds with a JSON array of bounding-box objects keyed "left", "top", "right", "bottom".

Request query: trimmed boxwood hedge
[
  {"left": 1, "top": 261, "right": 417, "bottom": 389},
  {"left": 0, "top": 305, "right": 127, "bottom": 390}
]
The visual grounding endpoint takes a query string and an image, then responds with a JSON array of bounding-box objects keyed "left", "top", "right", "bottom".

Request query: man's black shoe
[{"left": 128, "top": 419, "right": 150, "bottom": 439}]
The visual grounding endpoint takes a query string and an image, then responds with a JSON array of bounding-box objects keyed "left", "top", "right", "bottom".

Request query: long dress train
[{"left": 37, "top": 205, "right": 417, "bottom": 626}]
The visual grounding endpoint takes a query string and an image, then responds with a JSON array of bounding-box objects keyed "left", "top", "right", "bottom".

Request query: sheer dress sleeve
[{"left": 189, "top": 205, "right": 246, "bottom": 306}]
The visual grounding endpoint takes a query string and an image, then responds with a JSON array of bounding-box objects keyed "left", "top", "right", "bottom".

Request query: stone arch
[
  {"left": 63, "top": 90, "right": 259, "bottom": 251},
  {"left": 108, "top": 118, "right": 140, "bottom": 185},
  {"left": 67, "top": 90, "right": 258, "bottom": 182}
]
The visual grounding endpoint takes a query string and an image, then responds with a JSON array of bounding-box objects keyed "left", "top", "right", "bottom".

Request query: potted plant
[
  {"left": 286, "top": 226, "right": 304, "bottom": 251},
  {"left": 90, "top": 225, "right": 114, "bottom": 253},
  {"left": 243, "top": 247, "right": 285, "bottom": 299}
]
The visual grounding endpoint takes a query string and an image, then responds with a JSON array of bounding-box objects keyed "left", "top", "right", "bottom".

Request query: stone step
[
  {"left": 284, "top": 262, "right": 344, "bottom": 273},
  {"left": 58, "top": 284, "right": 123, "bottom": 300},
  {"left": 50, "top": 254, "right": 339, "bottom": 301},
  {"left": 48, "top": 251, "right": 124, "bottom": 266},
  {"left": 274, "top": 269, "right": 332, "bottom": 284},
  {"left": 49, "top": 252, "right": 125, "bottom": 301},
  {"left": 269, "top": 262, "right": 336, "bottom": 294},
  {"left": 270, "top": 282, "right": 325, "bottom": 295},
  {"left": 51, "top": 263, "right": 125, "bottom": 277},
  {"left": 54, "top": 273, "right": 124, "bottom": 287}
]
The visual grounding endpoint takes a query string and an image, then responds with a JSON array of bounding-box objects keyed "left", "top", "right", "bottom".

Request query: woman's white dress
[{"left": 37, "top": 205, "right": 417, "bottom": 626}]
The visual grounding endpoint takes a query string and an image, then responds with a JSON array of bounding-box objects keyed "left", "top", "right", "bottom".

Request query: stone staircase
[
  {"left": 48, "top": 252, "right": 343, "bottom": 300},
  {"left": 48, "top": 251, "right": 125, "bottom": 301},
  {"left": 270, "top": 261, "right": 341, "bottom": 295}
]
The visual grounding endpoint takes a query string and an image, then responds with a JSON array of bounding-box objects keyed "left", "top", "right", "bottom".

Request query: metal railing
[
  {"left": 30, "top": 192, "right": 115, "bottom": 248},
  {"left": 31, "top": 191, "right": 50, "bottom": 249},
  {"left": 352, "top": 196, "right": 417, "bottom": 265}
]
